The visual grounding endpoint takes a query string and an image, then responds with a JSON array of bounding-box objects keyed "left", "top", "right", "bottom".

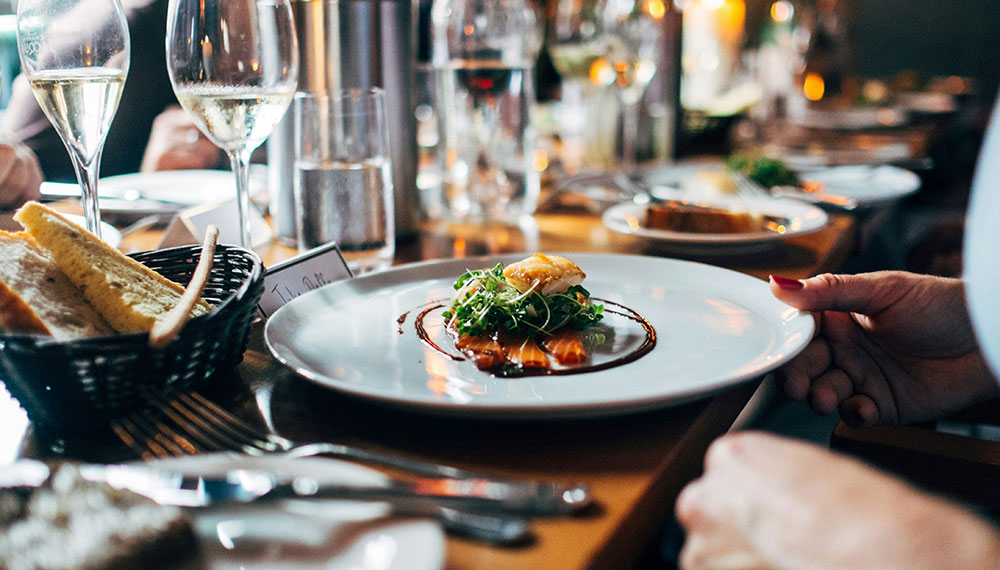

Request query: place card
[
  {"left": 257, "top": 241, "right": 352, "bottom": 318},
  {"left": 159, "top": 199, "right": 272, "bottom": 248}
]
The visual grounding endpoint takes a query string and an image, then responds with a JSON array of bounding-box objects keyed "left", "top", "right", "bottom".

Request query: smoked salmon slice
[
  {"left": 453, "top": 333, "right": 506, "bottom": 370},
  {"left": 497, "top": 332, "right": 549, "bottom": 368},
  {"left": 540, "top": 329, "right": 588, "bottom": 365}
]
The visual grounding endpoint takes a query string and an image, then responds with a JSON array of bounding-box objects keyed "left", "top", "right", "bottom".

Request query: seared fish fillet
[{"left": 502, "top": 253, "right": 586, "bottom": 295}]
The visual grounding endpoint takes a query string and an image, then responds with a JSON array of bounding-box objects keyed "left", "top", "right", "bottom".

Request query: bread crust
[{"left": 0, "top": 280, "right": 51, "bottom": 335}]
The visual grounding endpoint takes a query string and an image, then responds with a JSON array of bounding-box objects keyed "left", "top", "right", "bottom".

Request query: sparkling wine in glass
[
  {"left": 166, "top": 0, "right": 298, "bottom": 248},
  {"left": 16, "top": 0, "right": 130, "bottom": 239},
  {"left": 597, "top": 0, "right": 664, "bottom": 173}
]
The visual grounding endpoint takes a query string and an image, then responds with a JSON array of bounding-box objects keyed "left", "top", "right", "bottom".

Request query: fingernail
[{"left": 770, "top": 275, "right": 804, "bottom": 290}]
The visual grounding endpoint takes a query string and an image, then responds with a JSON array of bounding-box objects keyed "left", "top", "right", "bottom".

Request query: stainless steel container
[{"left": 268, "top": 0, "right": 418, "bottom": 244}]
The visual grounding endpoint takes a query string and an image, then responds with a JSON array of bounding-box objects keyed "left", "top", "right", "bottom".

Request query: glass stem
[
  {"left": 621, "top": 98, "right": 640, "bottom": 174},
  {"left": 227, "top": 149, "right": 254, "bottom": 249},
  {"left": 71, "top": 151, "right": 103, "bottom": 240}
]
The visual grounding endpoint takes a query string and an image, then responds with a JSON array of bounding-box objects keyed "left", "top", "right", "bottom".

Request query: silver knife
[
  {"left": 770, "top": 185, "right": 860, "bottom": 211},
  {"left": 66, "top": 464, "right": 532, "bottom": 545},
  {"left": 80, "top": 465, "right": 591, "bottom": 516}
]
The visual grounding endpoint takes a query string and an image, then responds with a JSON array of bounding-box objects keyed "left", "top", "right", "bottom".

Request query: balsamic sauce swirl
[{"left": 406, "top": 298, "right": 656, "bottom": 377}]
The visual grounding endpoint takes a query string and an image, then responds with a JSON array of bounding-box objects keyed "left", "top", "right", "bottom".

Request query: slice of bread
[
  {"left": 0, "top": 231, "right": 114, "bottom": 339},
  {"left": 15, "top": 202, "right": 212, "bottom": 334}
]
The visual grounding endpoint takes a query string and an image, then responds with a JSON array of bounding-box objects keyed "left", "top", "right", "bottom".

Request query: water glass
[{"left": 294, "top": 88, "right": 395, "bottom": 274}]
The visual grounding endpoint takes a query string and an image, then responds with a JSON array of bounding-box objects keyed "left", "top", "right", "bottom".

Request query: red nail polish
[{"left": 770, "top": 275, "right": 804, "bottom": 290}]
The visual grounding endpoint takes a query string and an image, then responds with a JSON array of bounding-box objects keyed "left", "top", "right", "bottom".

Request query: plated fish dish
[{"left": 409, "top": 253, "right": 655, "bottom": 377}]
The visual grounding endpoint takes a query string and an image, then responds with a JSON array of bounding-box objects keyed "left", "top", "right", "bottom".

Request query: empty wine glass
[
  {"left": 166, "top": 0, "right": 298, "bottom": 248},
  {"left": 597, "top": 0, "right": 664, "bottom": 173},
  {"left": 16, "top": 0, "right": 130, "bottom": 239}
]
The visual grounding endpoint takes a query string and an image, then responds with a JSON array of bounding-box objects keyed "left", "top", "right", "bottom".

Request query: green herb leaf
[{"left": 443, "top": 263, "right": 604, "bottom": 338}]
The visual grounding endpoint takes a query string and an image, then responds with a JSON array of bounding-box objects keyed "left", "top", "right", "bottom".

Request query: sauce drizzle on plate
[{"left": 407, "top": 299, "right": 656, "bottom": 377}]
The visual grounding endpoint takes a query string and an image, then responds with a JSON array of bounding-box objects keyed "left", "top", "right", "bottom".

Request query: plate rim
[{"left": 264, "top": 253, "right": 815, "bottom": 420}]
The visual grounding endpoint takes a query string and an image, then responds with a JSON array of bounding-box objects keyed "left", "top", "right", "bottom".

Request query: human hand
[
  {"left": 676, "top": 432, "right": 1000, "bottom": 570},
  {"left": 0, "top": 134, "right": 42, "bottom": 209},
  {"left": 769, "top": 272, "right": 999, "bottom": 427},
  {"left": 140, "top": 106, "right": 221, "bottom": 172}
]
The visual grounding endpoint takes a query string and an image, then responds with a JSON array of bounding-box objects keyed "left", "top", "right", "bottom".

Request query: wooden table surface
[{"left": 3, "top": 205, "right": 857, "bottom": 570}]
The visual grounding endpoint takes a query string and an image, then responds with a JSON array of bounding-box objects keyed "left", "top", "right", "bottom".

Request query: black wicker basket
[{"left": 0, "top": 244, "right": 263, "bottom": 431}]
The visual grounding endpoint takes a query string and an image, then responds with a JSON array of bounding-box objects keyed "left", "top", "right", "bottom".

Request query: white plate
[
  {"left": 41, "top": 169, "right": 267, "bottom": 215},
  {"left": 602, "top": 198, "right": 829, "bottom": 256},
  {"left": 644, "top": 161, "right": 921, "bottom": 208},
  {"left": 148, "top": 454, "right": 445, "bottom": 570},
  {"left": 800, "top": 165, "right": 921, "bottom": 206},
  {"left": 62, "top": 213, "right": 122, "bottom": 249},
  {"left": 264, "top": 253, "right": 815, "bottom": 419},
  {"left": 100, "top": 169, "right": 263, "bottom": 206}
]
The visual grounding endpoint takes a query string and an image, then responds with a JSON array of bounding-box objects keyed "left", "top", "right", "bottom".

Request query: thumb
[{"left": 769, "top": 272, "right": 908, "bottom": 317}]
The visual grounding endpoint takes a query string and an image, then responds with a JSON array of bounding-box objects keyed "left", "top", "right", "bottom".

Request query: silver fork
[
  {"left": 730, "top": 172, "right": 771, "bottom": 199},
  {"left": 111, "top": 390, "right": 591, "bottom": 510}
]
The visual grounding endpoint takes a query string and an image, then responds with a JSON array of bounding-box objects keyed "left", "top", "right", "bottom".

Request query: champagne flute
[
  {"left": 16, "top": 0, "right": 130, "bottom": 239},
  {"left": 166, "top": 0, "right": 298, "bottom": 248},
  {"left": 597, "top": 0, "right": 664, "bottom": 173}
]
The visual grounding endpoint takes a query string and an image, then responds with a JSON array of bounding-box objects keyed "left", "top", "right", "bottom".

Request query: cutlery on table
[
  {"left": 732, "top": 172, "right": 859, "bottom": 211},
  {"left": 76, "top": 464, "right": 537, "bottom": 545},
  {"left": 112, "top": 390, "right": 593, "bottom": 513}
]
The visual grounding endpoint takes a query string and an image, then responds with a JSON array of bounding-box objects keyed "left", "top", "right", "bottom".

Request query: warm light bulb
[
  {"left": 770, "top": 1, "right": 793, "bottom": 22},
  {"left": 803, "top": 72, "right": 825, "bottom": 101},
  {"left": 645, "top": 0, "right": 667, "bottom": 19}
]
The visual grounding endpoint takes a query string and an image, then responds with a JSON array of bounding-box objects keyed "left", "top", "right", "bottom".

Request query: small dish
[{"left": 603, "top": 197, "right": 829, "bottom": 256}]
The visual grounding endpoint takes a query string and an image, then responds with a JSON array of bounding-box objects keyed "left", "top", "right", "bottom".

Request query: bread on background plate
[{"left": 15, "top": 202, "right": 212, "bottom": 335}]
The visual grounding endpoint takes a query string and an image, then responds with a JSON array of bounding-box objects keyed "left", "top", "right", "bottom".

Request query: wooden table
[{"left": 2, "top": 207, "right": 856, "bottom": 570}]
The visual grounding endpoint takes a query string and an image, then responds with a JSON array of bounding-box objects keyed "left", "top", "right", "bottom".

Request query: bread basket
[{"left": 0, "top": 244, "right": 264, "bottom": 431}]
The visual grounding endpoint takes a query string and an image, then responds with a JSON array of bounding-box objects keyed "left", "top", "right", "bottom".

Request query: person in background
[
  {"left": 0, "top": 131, "right": 42, "bottom": 208},
  {"left": 1, "top": 0, "right": 219, "bottom": 182}
]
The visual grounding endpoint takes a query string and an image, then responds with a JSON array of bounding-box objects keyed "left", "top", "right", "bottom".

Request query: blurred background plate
[
  {"left": 0, "top": 211, "right": 120, "bottom": 248},
  {"left": 603, "top": 197, "right": 828, "bottom": 256},
  {"left": 800, "top": 165, "right": 922, "bottom": 206},
  {"left": 40, "top": 168, "right": 268, "bottom": 216}
]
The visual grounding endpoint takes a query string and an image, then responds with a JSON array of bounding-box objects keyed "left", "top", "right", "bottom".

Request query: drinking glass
[
  {"left": 166, "top": 0, "right": 298, "bottom": 248},
  {"left": 429, "top": 0, "right": 541, "bottom": 222},
  {"left": 16, "top": 0, "right": 130, "bottom": 239},
  {"left": 597, "top": 0, "right": 664, "bottom": 173},
  {"left": 294, "top": 89, "right": 395, "bottom": 274},
  {"left": 549, "top": 0, "right": 612, "bottom": 173}
]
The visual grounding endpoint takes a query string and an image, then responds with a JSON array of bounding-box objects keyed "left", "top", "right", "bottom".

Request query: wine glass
[
  {"left": 16, "top": 0, "right": 130, "bottom": 239},
  {"left": 548, "top": 0, "right": 610, "bottom": 173},
  {"left": 550, "top": 0, "right": 606, "bottom": 99},
  {"left": 597, "top": 0, "right": 664, "bottom": 173},
  {"left": 166, "top": 0, "right": 298, "bottom": 248},
  {"left": 430, "top": 0, "right": 541, "bottom": 222}
]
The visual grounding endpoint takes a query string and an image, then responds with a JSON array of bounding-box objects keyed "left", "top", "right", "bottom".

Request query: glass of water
[{"left": 293, "top": 88, "right": 395, "bottom": 274}]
